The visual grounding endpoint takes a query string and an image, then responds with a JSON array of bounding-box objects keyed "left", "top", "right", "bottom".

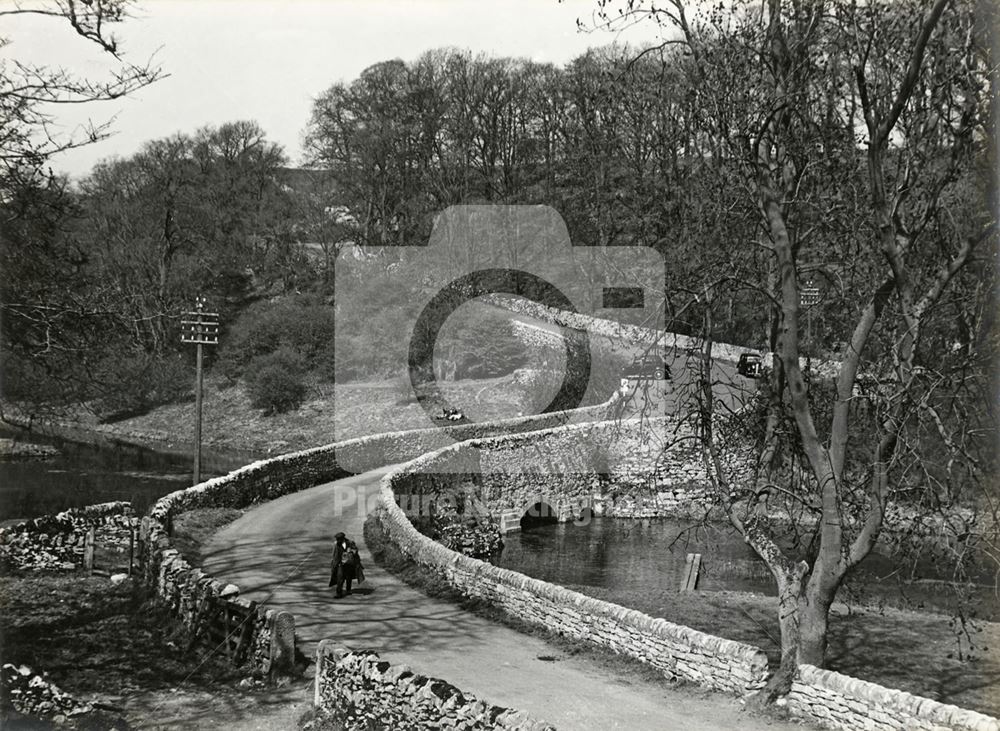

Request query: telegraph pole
[
  {"left": 800, "top": 279, "right": 821, "bottom": 355},
  {"left": 181, "top": 296, "right": 219, "bottom": 485}
]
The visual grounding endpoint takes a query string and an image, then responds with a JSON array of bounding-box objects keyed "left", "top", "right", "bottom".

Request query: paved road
[
  {"left": 201, "top": 468, "right": 806, "bottom": 731},
  {"left": 496, "top": 303, "right": 757, "bottom": 418}
]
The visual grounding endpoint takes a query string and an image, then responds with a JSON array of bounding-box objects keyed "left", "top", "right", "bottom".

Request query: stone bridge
[{"left": 390, "top": 416, "right": 718, "bottom": 533}]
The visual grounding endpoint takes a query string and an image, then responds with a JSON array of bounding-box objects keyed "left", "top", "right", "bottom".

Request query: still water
[
  {"left": 0, "top": 427, "right": 248, "bottom": 523},
  {"left": 498, "top": 517, "right": 999, "bottom": 615}
]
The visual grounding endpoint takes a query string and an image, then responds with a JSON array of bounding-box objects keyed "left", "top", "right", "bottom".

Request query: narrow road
[{"left": 201, "top": 468, "right": 806, "bottom": 730}]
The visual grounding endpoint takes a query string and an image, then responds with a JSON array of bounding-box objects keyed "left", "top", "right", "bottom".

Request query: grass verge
[{"left": 171, "top": 507, "right": 245, "bottom": 566}]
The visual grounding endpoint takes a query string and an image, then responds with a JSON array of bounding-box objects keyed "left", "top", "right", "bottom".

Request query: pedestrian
[{"left": 328, "top": 532, "right": 365, "bottom": 598}]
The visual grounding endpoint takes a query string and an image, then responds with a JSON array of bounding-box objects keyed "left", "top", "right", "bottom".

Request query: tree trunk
[
  {"left": 797, "top": 587, "right": 832, "bottom": 667},
  {"left": 751, "top": 560, "right": 808, "bottom": 706}
]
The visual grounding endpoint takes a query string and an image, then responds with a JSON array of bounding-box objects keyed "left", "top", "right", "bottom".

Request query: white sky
[{"left": 6, "top": 0, "right": 669, "bottom": 179}]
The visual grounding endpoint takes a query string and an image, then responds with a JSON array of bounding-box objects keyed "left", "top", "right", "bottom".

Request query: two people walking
[{"left": 329, "top": 531, "right": 365, "bottom": 598}]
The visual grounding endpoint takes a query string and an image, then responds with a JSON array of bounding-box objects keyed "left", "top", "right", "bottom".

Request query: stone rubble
[
  {"left": 1, "top": 663, "right": 93, "bottom": 721},
  {"left": 315, "top": 644, "right": 554, "bottom": 730}
]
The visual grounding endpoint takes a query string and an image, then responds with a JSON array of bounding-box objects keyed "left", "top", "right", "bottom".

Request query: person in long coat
[
  {"left": 328, "top": 532, "right": 365, "bottom": 597},
  {"left": 328, "top": 532, "right": 347, "bottom": 595}
]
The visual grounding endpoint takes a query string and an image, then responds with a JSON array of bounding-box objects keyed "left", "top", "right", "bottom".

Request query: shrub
[
  {"left": 217, "top": 295, "right": 336, "bottom": 382},
  {"left": 245, "top": 348, "right": 308, "bottom": 414}
]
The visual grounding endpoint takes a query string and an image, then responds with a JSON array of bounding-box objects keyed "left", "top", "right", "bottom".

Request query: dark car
[
  {"left": 736, "top": 352, "right": 764, "bottom": 378},
  {"left": 622, "top": 353, "right": 671, "bottom": 380}
]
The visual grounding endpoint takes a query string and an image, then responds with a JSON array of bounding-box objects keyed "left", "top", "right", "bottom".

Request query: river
[
  {"left": 497, "top": 517, "right": 1000, "bottom": 617},
  {"left": 0, "top": 425, "right": 250, "bottom": 524}
]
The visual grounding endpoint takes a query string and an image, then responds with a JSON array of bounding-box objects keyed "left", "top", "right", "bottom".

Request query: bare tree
[
  {"left": 0, "top": 0, "right": 163, "bottom": 196},
  {"left": 597, "top": 0, "right": 997, "bottom": 700}
]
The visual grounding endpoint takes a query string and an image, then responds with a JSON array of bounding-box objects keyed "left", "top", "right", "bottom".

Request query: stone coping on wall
[
  {"left": 788, "top": 664, "right": 1000, "bottom": 731},
  {"left": 313, "top": 642, "right": 554, "bottom": 730},
  {"left": 373, "top": 421, "right": 1000, "bottom": 730},
  {"left": 138, "top": 390, "right": 627, "bottom": 679},
  {"left": 485, "top": 294, "right": 747, "bottom": 363},
  {"left": 0, "top": 501, "right": 132, "bottom": 536},
  {"left": 374, "top": 434, "right": 771, "bottom": 696}
]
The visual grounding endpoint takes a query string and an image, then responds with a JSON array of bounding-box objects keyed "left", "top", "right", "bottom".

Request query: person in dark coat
[{"left": 328, "top": 532, "right": 364, "bottom": 597}]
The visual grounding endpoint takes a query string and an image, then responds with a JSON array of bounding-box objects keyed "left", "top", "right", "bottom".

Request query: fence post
[
  {"left": 138, "top": 517, "right": 150, "bottom": 578},
  {"left": 83, "top": 526, "right": 95, "bottom": 573},
  {"left": 128, "top": 523, "right": 136, "bottom": 577}
]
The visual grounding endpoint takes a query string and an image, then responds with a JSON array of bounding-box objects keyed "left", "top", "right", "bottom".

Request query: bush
[
  {"left": 217, "top": 295, "right": 336, "bottom": 382},
  {"left": 245, "top": 348, "right": 308, "bottom": 414}
]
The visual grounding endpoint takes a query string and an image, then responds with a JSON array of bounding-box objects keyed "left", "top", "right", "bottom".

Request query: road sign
[{"left": 800, "top": 282, "right": 821, "bottom": 307}]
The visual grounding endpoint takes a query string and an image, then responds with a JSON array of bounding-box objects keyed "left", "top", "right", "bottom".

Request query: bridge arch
[{"left": 519, "top": 501, "right": 558, "bottom": 530}]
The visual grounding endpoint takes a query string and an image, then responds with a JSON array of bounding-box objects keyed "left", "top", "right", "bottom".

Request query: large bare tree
[
  {"left": 598, "top": 0, "right": 997, "bottom": 700},
  {"left": 0, "top": 0, "right": 163, "bottom": 196}
]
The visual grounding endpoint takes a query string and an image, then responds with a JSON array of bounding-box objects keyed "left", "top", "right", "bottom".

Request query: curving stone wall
[
  {"left": 787, "top": 665, "right": 1000, "bottom": 731},
  {"left": 373, "top": 439, "right": 771, "bottom": 695},
  {"left": 313, "top": 642, "right": 553, "bottom": 730},
  {"left": 140, "top": 395, "right": 625, "bottom": 677},
  {"left": 16, "top": 380, "right": 991, "bottom": 728},
  {"left": 0, "top": 501, "right": 135, "bottom": 571}
]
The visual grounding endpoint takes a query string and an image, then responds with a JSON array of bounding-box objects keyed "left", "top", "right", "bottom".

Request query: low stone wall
[
  {"left": 787, "top": 665, "right": 1000, "bottom": 731},
  {"left": 487, "top": 295, "right": 746, "bottom": 363},
  {"left": 152, "top": 544, "right": 295, "bottom": 676},
  {"left": 313, "top": 643, "right": 553, "bottom": 730},
  {"left": 0, "top": 501, "right": 135, "bottom": 571},
  {"left": 139, "top": 394, "right": 624, "bottom": 677},
  {"left": 373, "top": 442, "right": 770, "bottom": 695}
]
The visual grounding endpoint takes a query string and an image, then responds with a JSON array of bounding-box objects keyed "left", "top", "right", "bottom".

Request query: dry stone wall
[
  {"left": 372, "top": 426, "right": 1000, "bottom": 730},
  {"left": 373, "top": 442, "right": 771, "bottom": 695},
  {"left": 487, "top": 295, "right": 746, "bottom": 363},
  {"left": 0, "top": 501, "right": 135, "bottom": 571},
  {"left": 139, "top": 394, "right": 625, "bottom": 677},
  {"left": 787, "top": 665, "right": 1000, "bottom": 731},
  {"left": 313, "top": 643, "right": 554, "bottom": 730}
]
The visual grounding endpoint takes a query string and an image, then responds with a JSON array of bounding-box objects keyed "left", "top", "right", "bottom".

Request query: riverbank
[{"left": 2, "top": 373, "right": 546, "bottom": 460}]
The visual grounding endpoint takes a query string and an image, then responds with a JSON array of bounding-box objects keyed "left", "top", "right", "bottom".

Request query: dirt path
[{"left": 198, "top": 467, "right": 808, "bottom": 730}]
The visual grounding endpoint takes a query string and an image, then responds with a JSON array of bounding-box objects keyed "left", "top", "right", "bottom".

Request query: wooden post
[
  {"left": 680, "top": 553, "right": 702, "bottom": 593},
  {"left": 181, "top": 296, "right": 219, "bottom": 486},
  {"left": 234, "top": 601, "right": 257, "bottom": 666},
  {"left": 128, "top": 524, "right": 135, "bottom": 577},
  {"left": 224, "top": 604, "right": 233, "bottom": 660},
  {"left": 83, "top": 526, "right": 96, "bottom": 573},
  {"left": 194, "top": 340, "right": 203, "bottom": 485}
]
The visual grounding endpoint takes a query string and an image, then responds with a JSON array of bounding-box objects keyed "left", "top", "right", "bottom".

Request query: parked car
[
  {"left": 737, "top": 352, "right": 764, "bottom": 378},
  {"left": 622, "top": 353, "right": 671, "bottom": 380}
]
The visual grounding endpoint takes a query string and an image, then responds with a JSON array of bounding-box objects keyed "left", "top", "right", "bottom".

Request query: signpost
[{"left": 181, "top": 297, "right": 219, "bottom": 485}]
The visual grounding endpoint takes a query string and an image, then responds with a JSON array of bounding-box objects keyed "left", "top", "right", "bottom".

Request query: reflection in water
[
  {"left": 498, "top": 517, "right": 999, "bottom": 615},
  {"left": 0, "top": 428, "right": 246, "bottom": 522},
  {"left": 500, "top": 517, "right": 765, "bottom": 594}
]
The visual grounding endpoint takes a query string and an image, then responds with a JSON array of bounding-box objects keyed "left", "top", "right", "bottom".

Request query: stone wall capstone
[{"left": 787, "top": 665, "right": 1000, "bottom": 731}]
